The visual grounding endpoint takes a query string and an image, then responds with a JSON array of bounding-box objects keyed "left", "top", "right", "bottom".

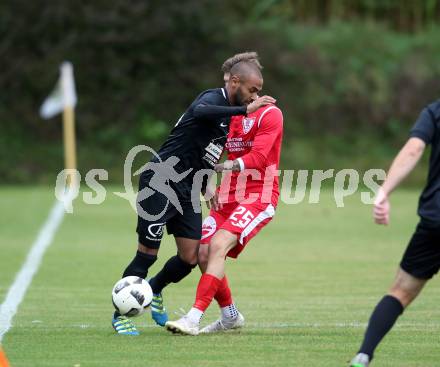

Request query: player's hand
[
  {"left": 246, "top": 95, "right": 276, "bottom": 114},
  {"left": 206, "top": 191, "right": 222, "bottom": 211},
  {"left": 373, "top": 187, "right": 390, "bottom": 225},
  {"left": 214, "top": 160, "right": 233, "bottom": 173}
]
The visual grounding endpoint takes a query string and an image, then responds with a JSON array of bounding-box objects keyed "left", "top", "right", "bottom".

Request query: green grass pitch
[{"left": 1, "top": 186, "right": 439, "bottom": 366}]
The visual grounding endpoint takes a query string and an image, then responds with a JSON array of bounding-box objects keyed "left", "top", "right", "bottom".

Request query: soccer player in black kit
[
  {"left": 112, "top": 60, "right": 275, "bottom": 335},
  {"left": 350, "top": 101, "right": 440, "bottom": 366}
]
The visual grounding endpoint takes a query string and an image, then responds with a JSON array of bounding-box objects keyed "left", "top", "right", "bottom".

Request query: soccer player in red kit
[{"left": 165, "top": 102, "right": 283, "bottom": 335}]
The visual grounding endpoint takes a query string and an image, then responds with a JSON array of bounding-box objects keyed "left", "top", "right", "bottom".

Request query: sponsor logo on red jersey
[{"left": 225, "top": 137, "right": 253, "bottom": 152}]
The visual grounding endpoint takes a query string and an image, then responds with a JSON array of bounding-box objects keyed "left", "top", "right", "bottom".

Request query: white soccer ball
[{"left": 112, "top": 276, "right": 153, "bottom": 317}]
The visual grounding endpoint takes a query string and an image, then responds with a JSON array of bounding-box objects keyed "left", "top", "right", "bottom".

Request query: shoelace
[
  {"left": 151, "top": 296, "right": 166, "bottom": 312},
  {"left": 114, "top": 318, "right": 136, "bottom": 331}
]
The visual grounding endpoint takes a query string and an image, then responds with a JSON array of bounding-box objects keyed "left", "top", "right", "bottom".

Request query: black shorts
[
  {"left": 136, "top": 172, "right": 202, "bottom": 249},
  {"left": 400, "top": 222, "right": 440, "bottom": 279}
]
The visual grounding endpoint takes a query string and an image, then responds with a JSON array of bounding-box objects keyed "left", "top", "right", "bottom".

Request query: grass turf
[{"left": 1, "top": 186, "right": 439, "bottom": 366}]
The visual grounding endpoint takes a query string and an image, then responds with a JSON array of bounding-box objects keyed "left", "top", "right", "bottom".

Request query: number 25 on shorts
[{"left": 230, "top": 206, "right": 255, "bottom": 229}]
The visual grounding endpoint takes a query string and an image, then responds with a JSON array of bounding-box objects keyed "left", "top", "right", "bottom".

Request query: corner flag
[
  {"left": 40, "top": 61, "right": 77, "bottom": 119},
  {"left": 40, "top": 62, "right": 78, "bottom": 184}
]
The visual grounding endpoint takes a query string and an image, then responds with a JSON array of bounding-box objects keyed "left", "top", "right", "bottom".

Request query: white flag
[{"left": 40, "top": 61, "right": 77, "bottom": 119}]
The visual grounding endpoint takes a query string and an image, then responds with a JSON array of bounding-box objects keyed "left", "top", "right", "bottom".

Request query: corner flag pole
[
  {"left": 60, "top": 63, "right": 77, "bottom": 185},
  {"left": 62, "top": 104, "right": 77, "bottom": 183}
]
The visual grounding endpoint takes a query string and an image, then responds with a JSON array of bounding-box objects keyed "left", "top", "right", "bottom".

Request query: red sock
[
  {"left": 214, "top": 275, "right": 233, "bottom": 307},
  {"left": 193, "top": 273, "right": 222, "bottom": 312}
]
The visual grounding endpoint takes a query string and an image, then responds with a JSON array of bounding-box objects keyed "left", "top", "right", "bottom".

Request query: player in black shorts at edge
[
  {"left": 350, "top": 101, "right": 440, "bottom": 366},
  {"left": 112, "top": 58, "right": 275, "bottom": 335}
]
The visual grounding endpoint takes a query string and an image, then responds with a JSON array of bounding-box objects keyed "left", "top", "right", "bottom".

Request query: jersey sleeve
[
  {"left": 410, "top": 107, "right": 436, "bottom": 144},
  {"left": 193, "top": 91, "right": 247, "bottom": 120},
  {"left": 238, "top": 107, "right": 283, "bottom": 171}
]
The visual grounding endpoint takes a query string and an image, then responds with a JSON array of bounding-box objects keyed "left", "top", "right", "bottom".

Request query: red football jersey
[{"left": 218, "top": 104, "right": 284, "bottom": 206}]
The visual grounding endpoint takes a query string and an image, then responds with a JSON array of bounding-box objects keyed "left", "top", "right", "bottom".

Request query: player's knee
[
  {"left": 389, "top": 269, "right": 426, "bottom": 307},
  {"left": 178, "top": 250, "right": 198, "bottom": 266},
  {"left": 137, "top": 243, "right": 159, "bottom": 256},
  {"left": 177, "top": 242, "right": 199, "bottom": 265},
  {"left": 209, "top": 237, "right": 228, "bottom": 259}
]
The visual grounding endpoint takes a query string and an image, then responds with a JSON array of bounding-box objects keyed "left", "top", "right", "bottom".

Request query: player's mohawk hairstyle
[{"left": 221, "top": 52, "right": 263, "bottom": 73}]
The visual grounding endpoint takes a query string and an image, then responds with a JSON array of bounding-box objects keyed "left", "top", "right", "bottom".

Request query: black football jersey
[{"left": 149, "top": 88, "right": 247, "bottom": 200}]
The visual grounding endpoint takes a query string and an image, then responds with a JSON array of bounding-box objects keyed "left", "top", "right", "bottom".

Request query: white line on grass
[
  {"left": 0, "top": 193, "right": 73, "bottom": 342},
  {"left": 63, "top": 321, "right": 440, "bottom": 330}
]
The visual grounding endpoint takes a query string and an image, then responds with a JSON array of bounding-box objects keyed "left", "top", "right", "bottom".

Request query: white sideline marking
[
  {"left": 64, "top": 321, "right": 440, "bottom": 330},
  {"left": 0, "top": 193, "right": 73, "bottom": 342},
  {"left": 219, "top": 321, "right": 438, "bottom": 329},
  {"left": 12, "top": 320, "right": 438, "bottom": 332}
]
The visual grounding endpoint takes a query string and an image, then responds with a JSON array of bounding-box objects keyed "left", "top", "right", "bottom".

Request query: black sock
[
  {"left": 122, "top": 251, "right": 157, "bottom": 279},
  {"left": 149, "top": 255, "right": 196, "bottom": 294},
  {"left": 113, "top": 251, "right": 157, "bottom": 319},
  {"left": 359, "top": 295, "right": 404, "bottom": 359}
]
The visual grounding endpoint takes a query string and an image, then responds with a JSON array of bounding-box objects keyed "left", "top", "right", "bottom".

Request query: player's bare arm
[
  {"left": 374, "top": 137, "right": 426, "bottom": 225},
  {"left": 381, "top": 137, "right": 426, "bottom": 196}
]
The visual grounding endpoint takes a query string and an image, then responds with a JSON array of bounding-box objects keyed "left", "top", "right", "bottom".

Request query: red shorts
[{"left": 200, "top": 201, "right": 276, "bottom": 258}]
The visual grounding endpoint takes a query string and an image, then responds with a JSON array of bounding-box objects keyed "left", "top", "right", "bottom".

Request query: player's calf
[
  {"left": 388, "top": 268, "right": 426, "bottom": 307},
  {"left": 150, "top": 255, "right": 197, "bottom": 294},
  {"left": 122, "top": 250, "right": 157, "bottom": 279},
  {"left": 198, "top": 244, "right": 209, "bottom": 273},
  {"left": 206, "top": 230, "right": 237, "bottom": 278}
]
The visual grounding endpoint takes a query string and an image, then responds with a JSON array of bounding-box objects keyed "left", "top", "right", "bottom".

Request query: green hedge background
[{"left": 1, "top": 0, "right": 440, "bottom": 184}]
